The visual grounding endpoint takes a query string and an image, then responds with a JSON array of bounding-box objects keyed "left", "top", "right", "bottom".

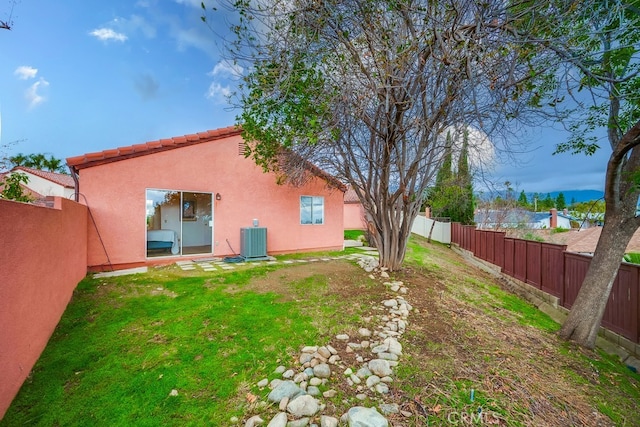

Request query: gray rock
[
  {"left": 318, "top": 346, "right": 331, "bottom": 358},
  {"left": 347, "top": 342, "right": 362, "bottom": 350},
  {"left": 279, "top": 397, "right": 289, "bottom": 411},
  {"left": 313, "top": 363, "right": 331, "bottom": 378},
  {"left": 287, "top": 395, "right": 319, "bottom": 417},
  {"left": 328, "top": 355, "right": 341, "bottom": 364},
  {"left": 382, "top": 299, "right": 398, "bottom": 308},
  {"left": 326, "top": 345, "right": 338, "bottom": 355},
  {"left": 300, "top": 353, "right": 313, "bottom": 364},
  {"left": 268, "top": 381, "right": 306, "bottom": 403},
  {"left": 379, "top": 403, "right": 399, "bottom": 415},
  {"left": 384, "top": 338, "right": 402, "bottom": 356},
  {"left": 293, "top": 372, "right": 307, "bottom": 383},
  {"left": 358, "top": 328, "right": 372, "bottom": 337},
  {"left": 356, "top": 367, "right": 372, "bottom": 378},
  {"left": 347, "top": 407, "right": 388, "bottom": 427},
  {"left": 283, "top": 369, "right": 295, "bottom": 379},
  {"left": 271, "top": 379, "right": 283, "bottom": 389},
  {"left": 301, "top": 346, "right": 318, "bottom": 353},
  {"left": 378, "top": 352, "right": 398, "bottom": 361},
  {"left": 287, "top": 418, "right": 310, "bottom": 427},
  {"left": 307, "top": 386, "right": 321, "bottom": 396},
  {"left": 304, "top": 367, "right": 315, "bottom": 377},
  {"left": 368, "top": 359, "right": 393, "bottom": 377},
  {"left": 371, "top": 344, "right": 388, "bottom": 354},
  {"left": 266, "top": 412, "right": 288, "bottom": 427},
  {"left": 275, "top": 366, "right": 287, "bottom": 374},
  {"left": 350, "top": 374, "right": 362, "bottom": 384},
  {"left": 366, "top": 375, "right": 381, "bottom": 388},
  {"left": 320, "top": 415, "right": 338, "bottom": 427},
  {"left": 257, "top": 378, "right": 269, "bottom": 388},
  {"left": 245, "top": 415, "right": 264, "bottom": 427},
  {"left": 336, "top": 334, "right": 350, "bottom": 341},
  {"left": 375, "top": 382, "right": 389, "bottom": 394},
  {"left": 309, "top": 377, "right": 323, "bottom": 386},
  {"left": 322, "top": 389, "right": 337, "bottom": 398}
]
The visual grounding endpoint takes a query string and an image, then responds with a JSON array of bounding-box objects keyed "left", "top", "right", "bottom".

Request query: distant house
[
  {"left": 0, "top": 166, "right": 75, "bottom": 203},
  {"left": 66, "top": 126, "right": 346, "bottom": 271},
  {"left": 553, "top": 226, "right": 640, "bottom": 255},
  {"left": 475, "top": 208, "right": 573, "bottom": 230}
]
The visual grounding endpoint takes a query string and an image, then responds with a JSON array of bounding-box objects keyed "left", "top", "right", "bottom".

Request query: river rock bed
[{"left": 237, "top": 258, "right": 415, "bottom": 426}]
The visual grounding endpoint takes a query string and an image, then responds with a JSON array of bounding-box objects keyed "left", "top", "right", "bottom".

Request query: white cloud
[
  {"left": 209, "top": 60, "right": 244, "bottom": 79},
  {"left": 90, "top": 28, "right": 128, "bottom": 42},
  {"left": 14, "top": 66, "right": 38, "bottom": 80},
  {"left": 26, "top": 78, "right": 49, "bottom": 108},
  {"left": 206, "top": 82, "right": 231, "bottom": 102}
]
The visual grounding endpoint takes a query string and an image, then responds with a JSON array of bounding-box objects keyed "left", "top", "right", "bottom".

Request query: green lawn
[{"left": 2, "top": 262, "right": 357, "bottom": 426}]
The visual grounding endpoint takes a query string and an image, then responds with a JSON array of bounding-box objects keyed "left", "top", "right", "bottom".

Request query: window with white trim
[{"left": 300, "top": 196, "right": 324, "bottom": 225}]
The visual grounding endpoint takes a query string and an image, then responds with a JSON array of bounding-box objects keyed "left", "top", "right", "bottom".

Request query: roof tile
[{"left": 11, "top": 166, "right": 75, "bottom": 188}]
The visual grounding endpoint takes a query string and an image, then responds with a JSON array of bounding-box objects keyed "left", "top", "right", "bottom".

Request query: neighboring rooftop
[
  {"left": 344, "top": 186, "right": 360, "bottom": 204},
  {"left": 11, "top": 166, "right": 75, "bottom": 188}
]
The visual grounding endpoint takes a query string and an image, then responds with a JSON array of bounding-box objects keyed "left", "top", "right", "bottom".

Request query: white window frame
[{"left": 300, "top": 196, "right": 324, "bottom": 225}]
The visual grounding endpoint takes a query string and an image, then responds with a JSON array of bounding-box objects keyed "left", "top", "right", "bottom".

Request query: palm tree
[
  {"left": 43, "top": 155, "right": 66, "bottom": 173},
  {"left": 8, "top": 153, "right": 29, "bottom": 168},
  {"left": 8, "top": 153, "right": 67, "bottom": 174}
]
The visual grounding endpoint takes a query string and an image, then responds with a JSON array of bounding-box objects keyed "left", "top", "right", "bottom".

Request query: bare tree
[
  {"left": 1, "top": 0, "right": 17, "bottom": 30},
  {"left": 207, "top": 0, "right": 547, "bottom": 270}
]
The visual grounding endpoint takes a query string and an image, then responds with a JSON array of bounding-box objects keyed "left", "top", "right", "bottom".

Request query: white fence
[{"left": 411, "top": 215, "right": 451, "bottom": 244}]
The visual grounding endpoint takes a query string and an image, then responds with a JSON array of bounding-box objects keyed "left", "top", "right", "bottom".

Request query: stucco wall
[
  {"left": 78, "top": 134, "right": 345, "bottom": 269},
  {"left": 344, "top": 203, "right": 367, "bottom": 230},
  {"left": 0, "top": 197, "right": 88, "bottom": 419}
]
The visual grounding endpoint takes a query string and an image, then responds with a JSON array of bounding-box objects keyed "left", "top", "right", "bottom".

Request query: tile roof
[
  {"left": 561, "top": 227, "right": 640, "bottom": 254},
  {"left": 66, "top": 126, "right": 243, "bottom": 172},
  {"left": 13, "top": 166, "right": 75, "bottom": 188},
  {"left": 344, "top": 186, "right": 361, "bottom": 203}
]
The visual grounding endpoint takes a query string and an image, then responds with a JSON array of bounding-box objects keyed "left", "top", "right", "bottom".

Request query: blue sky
[{"left": 0, "top": 0, "right": 609, "bottom": 193}]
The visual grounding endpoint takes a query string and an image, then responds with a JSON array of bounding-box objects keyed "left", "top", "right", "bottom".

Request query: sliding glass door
[{"left": 146, "top": 189, "right": 213, "bottom": 258}]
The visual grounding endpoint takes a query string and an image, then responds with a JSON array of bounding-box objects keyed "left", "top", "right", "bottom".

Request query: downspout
[{"left": 68, "top": 164, "right": 79, "bottom": 202}]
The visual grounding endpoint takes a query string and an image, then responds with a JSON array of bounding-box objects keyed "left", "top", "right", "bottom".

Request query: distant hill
[
  {"left": 531, "top": 190, "right": 604, "bottom": 204},
  {"left": 477, "top": 189, "right": 604, "bottom": 204}
]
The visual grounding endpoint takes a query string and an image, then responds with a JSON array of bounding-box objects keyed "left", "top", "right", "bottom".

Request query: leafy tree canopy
[{"left": 0, "top": 172, "right": 33, "bottom": 202}]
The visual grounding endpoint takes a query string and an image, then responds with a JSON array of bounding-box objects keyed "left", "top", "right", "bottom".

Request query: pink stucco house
[{"left": 67, "top": 126, "right": 346, "bottom": 271}]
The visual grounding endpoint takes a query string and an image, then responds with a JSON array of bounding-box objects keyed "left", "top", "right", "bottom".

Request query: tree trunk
[
  {"left": 369, "top": 199, "right": 419, "bottom": 271},
  {"left": 558, "top": 214, "right": 637, "bottom": 347},
  {"left": 559, "top": 122, "right": 640, "bottom": 348}
]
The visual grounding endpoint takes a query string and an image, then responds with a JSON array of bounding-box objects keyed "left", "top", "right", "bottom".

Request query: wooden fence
[{"left": 451, "top": 223, "right": 640, "bottom": 345}]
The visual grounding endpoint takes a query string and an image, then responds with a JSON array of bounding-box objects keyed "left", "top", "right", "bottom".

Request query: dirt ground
[{"left": 243, "top": 245, "right": 639, "bottom": 426}]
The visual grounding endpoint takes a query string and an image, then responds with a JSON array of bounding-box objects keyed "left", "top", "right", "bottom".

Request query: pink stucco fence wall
[
  {"left": 344, "top": 203, "right": 367, "bottom": 230},
  {"left": 0, "top": 197, "right": 88, "bottom": 419}
]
